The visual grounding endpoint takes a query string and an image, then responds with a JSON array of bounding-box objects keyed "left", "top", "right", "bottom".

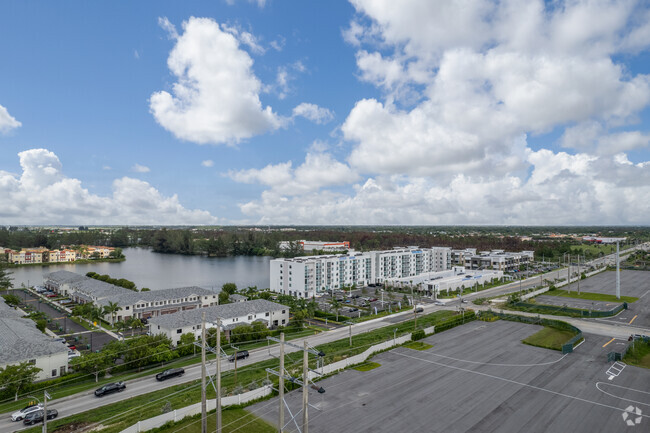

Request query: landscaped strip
[
  {"left": 546, "top": 289, "right": 638, "bottom": 303},
  {"left": 353, "top": 362, "right": 381, "bottom": 371},
  {"left": 522, "top": 327, "right": 579, "bottom": 351}
]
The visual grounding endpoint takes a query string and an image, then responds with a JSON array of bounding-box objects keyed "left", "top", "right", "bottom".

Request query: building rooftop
[
  {"left": 0, "top": 299, "right": 68, "bottom": 365},
  {"left": 148, "top": 299, "right": 288, "bottom": 330},
  {"left": 95, "top": 286, "right": 216, "bottom": 307}
]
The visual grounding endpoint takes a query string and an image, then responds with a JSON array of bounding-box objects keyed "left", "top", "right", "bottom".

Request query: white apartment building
[{"left": 270, "top": 246, "right": 453, "bottom": 298}]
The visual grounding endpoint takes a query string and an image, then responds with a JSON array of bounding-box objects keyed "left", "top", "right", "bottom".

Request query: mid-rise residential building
[
  {"left": 270, "top": 246, "right": 453, "bottom": 298},
  {"left": 148, "top": 299, "right": 290, "bottom": 345}
]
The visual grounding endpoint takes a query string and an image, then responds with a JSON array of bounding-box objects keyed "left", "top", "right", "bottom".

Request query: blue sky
[{"left": 1, "top": 0, "right": 649, "bottom": 225}]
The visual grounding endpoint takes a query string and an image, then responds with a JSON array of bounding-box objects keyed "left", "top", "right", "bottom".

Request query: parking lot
[
  {"left": 250, "top": 320, "right": 650, "bottom": 432},
  {"left": 534, "top": 295, "right": 621, "bottom": 312}
]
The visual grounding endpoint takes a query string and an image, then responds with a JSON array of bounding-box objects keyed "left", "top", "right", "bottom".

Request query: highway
[{"left": 2, "top": 243, "right": 648, "bottom": 432}]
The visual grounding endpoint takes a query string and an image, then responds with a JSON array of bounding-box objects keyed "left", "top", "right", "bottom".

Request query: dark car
[
  {"left": 228, "top": 350, "right": 249, "bottom": 362},
  {"left": 23, "top": 409, "right": 58, "bottom": 425},
  {"left": 156, "top": 368, "right": 185, "bottom": 381},
  {"left": 94, "top": 381, "right": 126, "bottom": 397}
]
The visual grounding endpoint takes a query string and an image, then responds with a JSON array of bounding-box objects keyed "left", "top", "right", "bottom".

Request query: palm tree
[
  {"left": 129, "top": 318, "right": 144, "bottom": 337},
  {"left": 103, "top": 301, "right": 121, "bottom": 326},
  {"left": 89, "top": 306, "right": 103, "bottom": 326},
  {"left": 330, "top": 299, "right": 342, "bottom": 321}
]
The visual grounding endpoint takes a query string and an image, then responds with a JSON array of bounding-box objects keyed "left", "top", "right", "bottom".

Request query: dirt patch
[{"left": 53, "top": 422, "right": 95, "bottom": 433}]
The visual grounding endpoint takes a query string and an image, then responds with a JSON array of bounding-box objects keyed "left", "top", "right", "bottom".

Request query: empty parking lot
[{"left": 250, "top": 320, "right": 650, "bottom": 432}]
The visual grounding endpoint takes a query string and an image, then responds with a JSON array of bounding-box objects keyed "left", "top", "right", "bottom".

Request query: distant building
[
  {"left": 229, "top": 294, "right": 248, "bottom": 303},
  {"left": 279, "top": 240, "right": 350, "bottom": 252},
  {"left": 451, "top": 249, "right": 534, "bottom": 272},
  {"left": 0, "top": 298, "right": 69, "bottom": 380},
  {"left": 386, "top": 266, "right": 504, "bottom": 297},
  {"left": 582, "top": 236, "right": 626, "bottom": 244},
  {"left": 7, "top": 245, "right": 114, "bottom": 264},
  {"left": 148, "top": 299, "right": 290, "bottom": 345}
]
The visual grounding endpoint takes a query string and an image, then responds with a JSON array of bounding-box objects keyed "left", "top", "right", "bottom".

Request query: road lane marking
[
  {"left": 603, "top": 338, "right": 616, "bottom": 348},
  {"left": 629, "top": 315, "right": 638, "bottom": 325}
]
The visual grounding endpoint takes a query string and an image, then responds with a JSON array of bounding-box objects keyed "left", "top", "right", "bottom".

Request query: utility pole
[
  {"left": 616, "top": 241, "right": 621, "bottom": 300},
  {"left": 279, "top": 332, "right": 285, "bottom": 433},
  {"left": 348, "top": 322, "right": 352, "bottom": 347},
  {"left": 567, "top": 255, "right": 571, "bottom": 293},
  {"left": 216, "top": 318, "right": 222, "bottom": 433},
  {"left": 577, "top": 255, "right": 581, "bottom": 295},
  {"left": 201, "top": 312, "right": 207, "bottom": 433},
  {"left": 302, "top": 341, "right": 309, "bottom": 433},
  {"left": 42, "top": 390, "right": 50, "bottom": 433}
]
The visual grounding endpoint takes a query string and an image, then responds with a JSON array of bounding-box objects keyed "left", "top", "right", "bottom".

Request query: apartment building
[
  {"left": 148, "top": 299, "right": 289, "bottom": 345},
  {"left": 7, "top": 245, "right": 112, "bottom": 264},
  {"left": 270, "top": 246, "right": 453, "bottom": 298},
  {"left": 8, "top": 248, "right": 47, "bottom": 264},
  {"left": 44, "top": 271, "right": 218, "bottom": 322}
]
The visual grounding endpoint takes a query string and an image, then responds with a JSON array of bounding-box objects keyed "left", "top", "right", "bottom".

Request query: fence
[
  {"left": 120, "top": 385, "right": 273, "bottom": 433},
  {"left": 477, "top": 310, "right": 582, "bottom": 354},
  {"left": 512, "top": 301, "right": 627, "bottom": 318},
  {"left": 607, "top": 335, "right": 650, "bottom": 362}
]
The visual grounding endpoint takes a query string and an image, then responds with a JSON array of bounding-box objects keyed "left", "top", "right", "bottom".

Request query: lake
[{"left": 8, "top": 248, "right": 272, "bottom": 292}]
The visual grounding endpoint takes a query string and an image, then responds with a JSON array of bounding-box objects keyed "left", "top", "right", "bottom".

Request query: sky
[{"left": 0, "top": 0, "right": 649, "bottom": 226}]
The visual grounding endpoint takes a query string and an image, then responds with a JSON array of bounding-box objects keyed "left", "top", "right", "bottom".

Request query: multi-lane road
[{"left": 2, "top": 244, "right": 648, "bottom": 432}]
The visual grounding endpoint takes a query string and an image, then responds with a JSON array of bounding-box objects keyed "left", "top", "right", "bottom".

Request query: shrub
[{"left": 411, "top": 329, "right": 425, "bottom": 341}]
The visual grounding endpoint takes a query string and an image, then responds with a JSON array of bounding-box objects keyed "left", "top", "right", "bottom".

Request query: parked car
[
  {"left": 414, "top": 306, "right": 424, "bottom": 313},
  {"left": 349, "top": 307, "right": 359, "bottom": 312},
  {"left": 23, "top": 409, "right": 58, "bottom": 425},
  {"left": 94, "top": 382, "right": 126, "bottom": 397},
  {"left": 433, "top": 301, "right": 445, "bottom": 306},
  {"left": 46, "top": 293, "right": 57, "bottom": 298},
  {"left": 228, "top": 350, "right": 249, "bottom": 362},
  {"left": 11, "top": 403, "right": 43, "bottom": 422},
  {"left": 368, "top": 298, "right": 378, "bottom": 302},
  {"left": 156, "top": 368, "right": 185, "bottom": 381},
  {"left": 461, "top": 299, "right": 468, "bottom": 304},
  {"left": 67, "top": 344, "right": 76, "bottom": 351},
  {"left": 34, "top": 286, "right": 47, "bottom": 293}
]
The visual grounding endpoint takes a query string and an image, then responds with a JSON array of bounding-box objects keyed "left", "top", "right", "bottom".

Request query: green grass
[
  {"left": 353, "top": 362, "right": 381, "bottom": 372},
  {"left": 522, "top": 327, "right": 578, "bottom": 351},
  {"left": 547, "top": 289, "right": 638, "bottom": 303},
  {"left": 147, "top": 408, "right": 275, "bottom": 433},
  {"left": 403, "top": 341, "right": 433, "bottom": 351},
  {"left": 623, "top": 340, "right": 650, "bottom": 369}
]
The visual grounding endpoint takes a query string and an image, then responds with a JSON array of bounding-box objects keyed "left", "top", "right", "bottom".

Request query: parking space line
[
  {"left": 602, "top": 338, "right": 616, "bottom": 348},
  {"left": 628, "top": 315, "right": 638, "bottom": 325}
]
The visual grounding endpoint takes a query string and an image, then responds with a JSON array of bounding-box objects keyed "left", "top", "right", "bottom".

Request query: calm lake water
[{"left": 9, "top": 248, "right": 272, "bottom": 292}]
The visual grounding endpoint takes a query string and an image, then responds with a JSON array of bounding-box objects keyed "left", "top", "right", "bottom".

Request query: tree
[
  {"left": 0, "top": 362, "right": 41, "bottom": 401},
  {"left": 129, "top": 318, "right": 144, "bottom": 337},
  {"left": 177, "top": 333, "right": 196, "bottom": 356},
  {"left": 331, "top": 299, "right": 342, "bottom": 321},
  {"left": 141, "top": 287, "right": 151, "bottom": 292},
  {"left": 0, "top": 264, "right": 13, "bottom": 291},
  {"left": 151, "top": 343, "right": 178, "bottom": 366},
  {"left": 221, "top": 283, "right": 237, "bottom": 295},
  {"left": 292, "top": 309, "right": 307, "bottom": 329},
  {"left": 35, "top": 319, "right": 47, "bottom": 333},
  {"left": 230, "top": 324, "right": 253, "bottom": 344},
  {"left": 69, "top": 351, "right": 112, "bottom": 382},
  {"left": 109, "top": 248, "right": 124, "bottom": 259},
  {"left": 103, "top": 301, "right": 121, "bottom": 326},
  {"left": 218, "top": 291, "right": 230, "bottom": 304},
  {"left": 2, "top": 294, "right": 21, "bottom": 306}
]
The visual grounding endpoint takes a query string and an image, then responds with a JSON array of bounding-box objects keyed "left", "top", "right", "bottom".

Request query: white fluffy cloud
[
  {"left": 150, "top": 17, "right": 283, "bottom": 145},
  {"left": 231, "top": 0, "right": 650, "bottom": 224},
  {"left": 228, "top": 152, "right": 358, "bottom": 196},
  {"left": 292, "top": 103, "right": 334, "bottom": 124},
  {"left": 0, "top": 104, "right": 21, "bottom": 133},
  {"left": 0, "top": 149, "right": 218, "bottom": 225},
  {"left": 201, "top": 160, "right": 214, "bottom": 167}
]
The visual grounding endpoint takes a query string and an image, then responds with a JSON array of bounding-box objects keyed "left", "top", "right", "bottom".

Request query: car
[
  {"left": 368, "top": 298, "right": 378, "bottom": 302},
  {"left": 433, "top": 301, "right": 445, "bottom": 306},
  {"left": 68, "top": 351, "right": 80, "bottom": 360},
  {"left": 11, "top": 403, "right": 43, "bottom": 422},
  {"left": 94, "top": 381, "right": 126, "bottom": 397},
  {"left": 228, "top": 350, "right": 249, "bottom": 362},
  {"left": 461, "top": 299, "right": 468, "bottom": 304},
  {"left": 46, "top": 293, "right": 58, "bottom": 298},
  {"left": 414, "top": 307, "right": 424, "bottom": 313},
  {"left": 156, "top": 368, "right": 185, "bottom": 381},
  {"left": 349, "top": 307, "right": 358, "bottom": 312},
  {"left": 344, "top": 299, "right": 351, "bottom": 303},
  {"left": 67, "top": 344, "right": 76, "bottom": 351},
  {"left": 23, "top": 409, "right": 58, "bottom": 425}
]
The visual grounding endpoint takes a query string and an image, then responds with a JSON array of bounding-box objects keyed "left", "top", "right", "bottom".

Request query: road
[{"left": 2, "top": 245, "right": 649, "bottom": 432}]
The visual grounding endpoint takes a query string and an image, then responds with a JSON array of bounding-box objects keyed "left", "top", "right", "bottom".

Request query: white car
[
  {"left": 11, "top": 403, "right": 43, "bottom": 421},
  {"left": 433, "top": 301, "right": 445, "bottom": 306}
]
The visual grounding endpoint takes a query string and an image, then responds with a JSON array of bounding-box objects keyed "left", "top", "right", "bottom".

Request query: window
[
  {"left": 52, "top": 369, "right": 57, "bottom": 377},
  {"left": 248, "top": 315, "right": 252, "bottom": 320},
  {"left": 125, "top": 306, "right": 129, "bottom": 310},
  {"left": 282, "top": 319, "right": 286, "bottom": 324},
  {"left": 29, "top": 359, "right": 36, "bottom": 365},
  {"left": 282, "top": 310, "right": 286, "bottom": 314},
  {"left": 60, "top": 366, "right": 66, "bottom": 376},
  {"left": 265, "top": 312, "right": 269, "bottom": 317},
  {"left": 177, "top": 329, "right": 182, "bottom": 334}
]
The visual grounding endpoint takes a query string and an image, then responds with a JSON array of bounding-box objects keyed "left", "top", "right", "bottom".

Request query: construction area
[{"left": 249, "top": 320, "right": 650, "bottom": 432}]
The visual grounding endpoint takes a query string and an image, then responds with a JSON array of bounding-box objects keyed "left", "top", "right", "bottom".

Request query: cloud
[
  {"left": 222, "top": 23, "right": 266, "bottom": 54},
  {"left": 158, "top": 16, "right": 179, "bottom": 40},
  {"left": 131, "top": 164, "right": 150, "bottom": 173},
  {"left": 0, "top": 149, "right": 218, "bottom": 225},
  {"left": 224, "top": 0, "right": 267, "bottom": 8},
  {"left": 150, "top": 17, "right": 283, "bottom": 145},
  {"left": 0, "top": 104, "right": 21, "bottom": 134},
  {"left": 228, "top": 152, "right": 358, "bottom": 196},
  {"left": 292, "top": 103, "right": 334, "bottom": 124},
  {"left": 233, "top": 0, "right": 650, "bottom": 225},
  {"left": 201, "top": 159, "right": 214, "bottom": 167}
]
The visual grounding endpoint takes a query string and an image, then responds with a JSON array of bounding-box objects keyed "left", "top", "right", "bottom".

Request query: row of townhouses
[
  {"left": 270, "top": 246, "right": 453, "bottom": 298},
  {"left": 270, "top": 246, "right": 534, "bottom": 298},
  {"left": 0, "top": 297, "right": 69, "bottom": 381},
  {"left": 4, "top": 245, "right": 116, "bottom": 264}
]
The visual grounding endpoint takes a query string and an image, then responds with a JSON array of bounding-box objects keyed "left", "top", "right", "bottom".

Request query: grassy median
[
  {"left": 522, "top": 327, "right": 578, "bottom": 351},
  {"left": 549, "top": 289, "right": 638, "bottom": 303}
]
